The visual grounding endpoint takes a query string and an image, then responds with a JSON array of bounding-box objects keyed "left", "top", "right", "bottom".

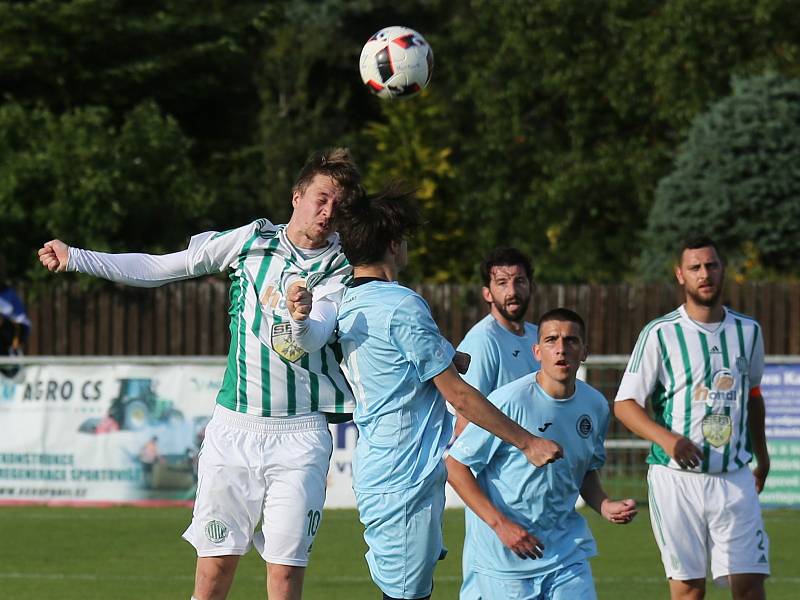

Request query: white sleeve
[
  {"left": 614, "top": 326, "right": 662, "bottom": 408},
  {"left": 291, "top": 298, "right": 338, "bottom": 352},
  {"left": 67, "top": 248, "right": 193, "bottom": 288},
  {"left": 65, "top": 220, "right": 275, "bottom": 287}
]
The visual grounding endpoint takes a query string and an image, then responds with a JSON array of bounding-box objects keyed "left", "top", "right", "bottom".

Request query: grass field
[{"left": 0, "top": 506, "right": 797, "bottom": 599}]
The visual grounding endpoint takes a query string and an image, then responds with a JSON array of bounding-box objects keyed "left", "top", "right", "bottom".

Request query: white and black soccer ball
[{"left": 359, "top": 26, "right": 433, "bottom": 99}]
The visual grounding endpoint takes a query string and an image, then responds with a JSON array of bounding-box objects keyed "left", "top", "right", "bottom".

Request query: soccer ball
[{"left": 359, "top": 26, "right": 433, "bottom": 99}]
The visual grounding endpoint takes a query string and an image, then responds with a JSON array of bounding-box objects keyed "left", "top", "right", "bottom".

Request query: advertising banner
[
  {"left": 760, "top": 364, "right": 800, "bottom": 507},
  {"left": 0, "top": 360, "right": 466, "bottom": 507},
  {"left": 0, "top": 362, "right": 223, "bottom": 505}
]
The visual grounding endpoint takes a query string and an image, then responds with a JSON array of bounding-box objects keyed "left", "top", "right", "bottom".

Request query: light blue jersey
[
  {"left": 456, "top": 314, "right": 539, "bottom": 599},
  {"left": 337, "top": 280, "right": 455, "bottom": 493},
  {"left": 458, "top": 314, "right": 539, "bottom": 395},
  {"left": 449, "top": 373, "right": 610, "bottom": 579}
]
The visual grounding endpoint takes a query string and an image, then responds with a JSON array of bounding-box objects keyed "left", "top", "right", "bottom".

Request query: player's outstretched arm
[
  {"left": 748, "top": 389, "right": 770, "bottom": 493},
  {"left": 614, "top": 399, "right": 703, "bottom": 469},
  {"left": 38, "top": 240, "right": 70, "bottom": 272},
  {"left": 579, "top": 470, "right": 637, "bottom": 524},
  {"left": 445, "top": 455, "right": 544, "bottom": 559},
  {"left": 434, "top": 366, "right": 563, "bottom": 467}
]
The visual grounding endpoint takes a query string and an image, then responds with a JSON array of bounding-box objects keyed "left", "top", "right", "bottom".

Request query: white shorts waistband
[{"left": 212, "top": 404, "right": 328, "bottom": 434}]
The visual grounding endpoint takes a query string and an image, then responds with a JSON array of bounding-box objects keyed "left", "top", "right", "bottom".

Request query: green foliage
[
  {"left": 0, "top": 101, "right": 211, "bottom": 279},
  {"left": 2, "top": 0, "right": 800, "bottom": 282},
  {"left": 642, "top": 73, "right": 800, "bottom": 280}
]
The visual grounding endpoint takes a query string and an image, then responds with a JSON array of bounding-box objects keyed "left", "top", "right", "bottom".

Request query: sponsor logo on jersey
[
  {"left": 205, "top": 520, "right": 229, "bottom": 544},
  {"left": 271, "top": 323, "right": 306, "bottom": 362},
  {"left": 693, "top": 369, "right": 737, "bottom": 405},
  {"left": 512, "top": 350, "right": 520, "bottom": 357},
  {"left": 261, "top": 285, "right": 288, "bottom": 311},
  {"left": 538, "top": 422, "right": 552, "bottom": 432},
  {"left": 702, "top": 414, "right": 732, "bottom": 447},
  {"left": 576, "top": 415, "right": 592, "bottom": 438}
]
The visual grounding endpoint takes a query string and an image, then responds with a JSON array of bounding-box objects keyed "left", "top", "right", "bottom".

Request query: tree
[
  {"left": 641, "top": 73, "right": 800, "bottom": 280},
  {"left": 0, "top": 101, "right": 211, "bottom": 279}
]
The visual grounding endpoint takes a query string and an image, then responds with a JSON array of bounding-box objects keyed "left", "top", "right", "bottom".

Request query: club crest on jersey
[
  {"left": 576, "top": 415, "right": 592, "bottom": 438},
  {"left": 692, "top": 369, "right": 737, "bottom": 406},
  {"left": 271, "top": 322, "right": 306, "bottom": 362},
  {"left": 702, "top": 414, "right": 732, "bottom": 447},
  {"left": 736, "top": 356, "right": 749, "bottom": 374}
]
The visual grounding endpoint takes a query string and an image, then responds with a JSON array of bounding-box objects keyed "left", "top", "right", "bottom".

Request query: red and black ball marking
[
  {"left": 425, "top": 48, "right": 434, "bottom": 84},
  {"left": 375, "top": 47, "right": 394, "bottom": 82},
  {"left": 392, "top": 34, "right": 417, "bottom": 49}
]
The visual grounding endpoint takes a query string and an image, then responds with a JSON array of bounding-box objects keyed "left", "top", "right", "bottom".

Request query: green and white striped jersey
[
  {"left": 186, "top": 219, "right": 355, "bottom": 417},
  {"left": 615, "top": 305, "right": 764, "bottom": 473}
]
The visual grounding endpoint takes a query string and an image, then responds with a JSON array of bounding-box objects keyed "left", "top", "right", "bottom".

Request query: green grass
[{"left": 0, "top": 506, "right": 796, "bottom": 599}]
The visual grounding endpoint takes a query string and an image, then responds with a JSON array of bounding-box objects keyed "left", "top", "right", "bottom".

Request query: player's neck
[
  {"left": 353, "top": 264, "right": 396, "bottom": 282},
  {"left": 683, "top": 300, "right": 724, "bottom": 324},
  {"left": 535, "top": 370, "right": 575, "bottom": 400},
  {"left": 490, "top": 308, "right": 525, "bottom": 336},
  {"left": 285, "top": 222, "right": 328, "bottom": 250}
]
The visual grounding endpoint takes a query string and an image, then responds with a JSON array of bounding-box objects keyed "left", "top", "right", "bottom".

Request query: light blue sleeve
[
  {"left": 458, "top": 334, "right": 500, "bottom": 396},
  {"left": 389, "top": 293, "right": 455, "bottom": 382},
  {"left": 589, "top": 399, "right": 611, "bottom": 471},
  {"left": 448, "top": 417, "right": 505, "bottom": 474}
]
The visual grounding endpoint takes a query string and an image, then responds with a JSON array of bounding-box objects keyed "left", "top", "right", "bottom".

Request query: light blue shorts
[
  {"left": 355, "top": 462, "right": 448, "bottom": 599},
  {"left": 475, "top": 560, "right": 596, "bottom": 600}
]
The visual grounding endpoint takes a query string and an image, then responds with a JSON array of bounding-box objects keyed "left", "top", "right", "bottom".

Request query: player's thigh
[
  {"left": 647, "top": 465, "right": 708, "bottom": 580},
  {"left": 183, "top": 416, "right": 266, "bottom": 555},
  {"left": 259, "top": 423, "right": 332, "bottom": 565},
  {"left": 357, "top": 464, "right": 447, "bottom": 599},
  {"left": 707, "top": 467, "right": 770, "bottom": 583},
  {"left": 548, "top": 561, "right": 596, "bottom": 600}
]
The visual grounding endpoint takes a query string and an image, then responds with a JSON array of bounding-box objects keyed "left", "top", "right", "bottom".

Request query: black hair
[
  {"left": 537, "top": 307, "right": 586, "bottom": 343},
  {"left": 336, "top": 185, "right": 420, "bottom": 266},
  {"left": 677, "top": 235, "right": 724, "bottom": 265},
  {"left": 479, "top": 248, "right": 533, "bottom": 286}
]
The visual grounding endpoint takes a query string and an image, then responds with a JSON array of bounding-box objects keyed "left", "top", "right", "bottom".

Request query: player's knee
[
  {"left": 267, "top": 564, "right": 305, "bottom": 598},
  {"left": 194, "top": 556, "right": 239, "bottom": 600}
]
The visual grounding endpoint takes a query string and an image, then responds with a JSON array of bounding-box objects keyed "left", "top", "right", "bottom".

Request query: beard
[
  {"left": 686, "top": 284, "right": 722, "bottom": 308},
  {"left": 492, "top": 295, "right": 530, "bottom": 323}
]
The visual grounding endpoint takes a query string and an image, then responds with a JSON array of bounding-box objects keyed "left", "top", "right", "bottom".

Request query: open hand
[
  {"left": 493, "top": 516, "right": 545, "bottom": 559},
  {"left": 666, "top": 434, "right": 703, "bottom": 470}
]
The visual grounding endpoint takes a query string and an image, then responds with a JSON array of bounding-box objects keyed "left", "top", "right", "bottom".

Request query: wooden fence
[{"left": 16, "top": 280, "right": 800, "bottom": 356}]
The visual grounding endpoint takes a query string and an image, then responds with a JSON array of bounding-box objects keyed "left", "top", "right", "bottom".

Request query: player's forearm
[
  {"left": 579, "top": 470, "right": 608, "bottom": 515},
  {"left": 68, "top": 248, "right": 193, "bottom": 287},
  {"left": 450, "top": 384, "right": 536, "bottom": 451},
  {"left": 748, "top": 391, "right": 769, "bottom": 463},
  {"left": 291, "top": 299, "right": 337, "bottom": 352},
  {"left": 445, "top": 456, "right": 507, "bottom": 529},
  {"left": 614, "top": 399, "right": 678, "bottom": 449}
]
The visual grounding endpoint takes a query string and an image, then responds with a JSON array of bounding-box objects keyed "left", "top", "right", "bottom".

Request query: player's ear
[
  {"left": 674, "top": 263, "right": 685, "bottom": 285},
  {"left": 291, "top": 188, "right": 302, "bottom": 208},
  {"left": 481, "top": 286, "right": 492, "bottom": 304},
  {"left": 533, "top": 343, "right": 542, "bottom": 362}
]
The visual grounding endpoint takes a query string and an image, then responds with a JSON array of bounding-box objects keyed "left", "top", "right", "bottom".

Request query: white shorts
[
  {"left": 647, "top": 464, "right": 770, "bottom": 583},
  {"left": 182, "top": 405, "right": 332, "bottom": 566}
]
